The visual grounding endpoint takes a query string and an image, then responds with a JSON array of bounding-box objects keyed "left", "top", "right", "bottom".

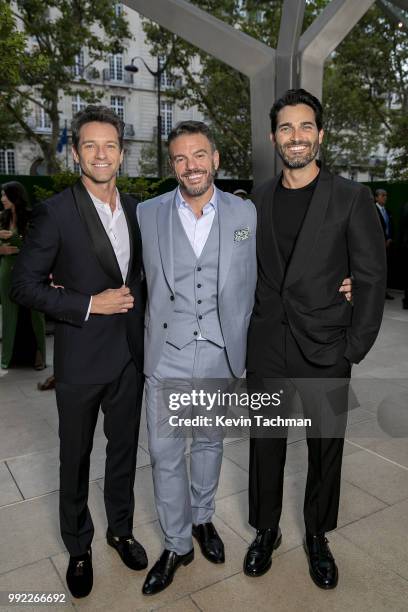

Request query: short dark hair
[
  {"left": 269, "top": 89, "right": 323, "bottom": 134},
  {"left": 375, "top": 188, "right": 387, "bottom": 197},
  {"left": 71, "top": 105, "right": 125, "bottom": 150},
  {"left": 167, "top": 120, "right": 217, "bottom": 153}
]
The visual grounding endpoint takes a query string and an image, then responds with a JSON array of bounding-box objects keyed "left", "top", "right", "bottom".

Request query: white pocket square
[{"left": 234, "top": 228, "right": 250, "bottom": 242}]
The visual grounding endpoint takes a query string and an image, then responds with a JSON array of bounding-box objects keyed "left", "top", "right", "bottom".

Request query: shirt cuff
[{"left": 85, "top": 297, "right": 92, "bottom": 321}]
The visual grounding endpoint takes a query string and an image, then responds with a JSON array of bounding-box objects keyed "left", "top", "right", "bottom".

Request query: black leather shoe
[
  {"left": 303, "top": 533, "right": 338, "bottom": 589},
  {"left": 243, "top": 527, "right": 282, "bottom": 577},
  {"left": 107, "top": 528, "right": 148, "bottom": 570},
  {"left": 192, "top": 522, "right": 225, "bottom": 564},
  {"left": 142, "top": 549, "right": 194, "bottom": 595},
  {"left": 386, "top": 293, "right": 395, "bottom": 300},
  {"left": 66, "top": 549, "right": 93, "bottom": 598}
]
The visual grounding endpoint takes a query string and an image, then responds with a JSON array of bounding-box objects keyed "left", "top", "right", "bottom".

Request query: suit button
[
  {"left": 198, "top": 315, "right": 203, "bottom": 320},
  {"left": 170, "top": 295, "right": 174, "bottom": 301},
  {"left": 194, "top": 331, "right": 198, "bottom": 336},
  {"left": 197, "top": 283, "right": 201, "bottom": 288},
  {"left": 197, "top": 299, "right": 202, "bottom": 304},
  {"left": 197, "top": 266, "right": 202, "bottom": 271},
  {"left": 163, "top": 323, "right": 168, "bottom": 329}
]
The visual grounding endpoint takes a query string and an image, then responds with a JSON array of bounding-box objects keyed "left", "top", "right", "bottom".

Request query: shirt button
[
  {"left": 197, "top": 299, "right": 202, "bottom": 304},
  {"left": 197, "top": 283, "right": 201, "bottom": 288},
  {"left": 197, "top": 267, "right": 202, "bottom": 271},
  {"left": 194, "top": 331, "right": 198, "bottom": 336},
  {"left": 170, "top": 296, "right": 174, "bottom": 301},
  {"left": 163, "top": 323, "right": 168, "bottom": 329},
  {"left": 198, "top": 315, "right": 203, "bottom": 320}
]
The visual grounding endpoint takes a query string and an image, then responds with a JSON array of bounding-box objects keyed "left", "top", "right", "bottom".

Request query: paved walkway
[{"left": 1, "top": 292, "right": 408, "bottom": 611}]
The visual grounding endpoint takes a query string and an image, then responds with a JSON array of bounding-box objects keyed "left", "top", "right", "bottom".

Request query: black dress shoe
[
  {"left": 107, "top": 528, "right": 148, "bottom": 570},
  {"left": 386, "top": 293, "right": 395, "bottom": 300},
  {"left": 192, "top": 522, "right": 225, "bottom": 564},
  {"left": 402, "top": 299, "right": 408, "bottom": 310},
  {"left": 66, "top": 549, "right": 93, "bottom": 598},
  {"left": 303, "top": 533, "right": 338, "bottom": 589},
  {"left": 243, "top": 527, "right": 282, "bottom": 577},
  {"left": 142, "top": 549, "right": 194, "bottom": 595}
]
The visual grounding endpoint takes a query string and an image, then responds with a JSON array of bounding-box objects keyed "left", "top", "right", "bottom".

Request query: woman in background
[{"left": 0, "top": 181, "right": 46, "bottom": 369}]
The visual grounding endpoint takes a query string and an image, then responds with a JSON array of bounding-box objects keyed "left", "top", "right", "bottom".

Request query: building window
[
  {"left": 114, "top": 2, "right": 123, "bottom": 16},
  {"left": 110, "top": 96, "right": 124, "bottom": 121},
  {"left": 35, "top": 105, "right": 51, "bottom": 130},
  {"left": 0, "top": 148, "right": 16, "bottom": 174},
  {"left": 109, "top": 54, "right": 123, "bottom": 81},
  {"left": 72, "top": 50, "right": 85, "bottom": 78},
  {"left": 160, "top": 101, "right": 173, "bottom": 137},
  {"left": 72, "top": 94, "right": 86, "bottom": 116}
]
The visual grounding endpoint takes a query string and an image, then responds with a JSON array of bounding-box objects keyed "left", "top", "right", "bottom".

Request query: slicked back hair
[
  {"left": 167, "top": 120, "right": 217, "bottom": 154},
  {"left": 270, "top": 89, "right": 323, "bottom": 134},
  {"left": 71, "top": 105, "right": 124, "bottom": 151}
]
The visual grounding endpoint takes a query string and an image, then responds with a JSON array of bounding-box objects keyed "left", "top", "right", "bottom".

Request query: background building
[{"left": 9, "top": 4, "right": 203, "bottom": 177}]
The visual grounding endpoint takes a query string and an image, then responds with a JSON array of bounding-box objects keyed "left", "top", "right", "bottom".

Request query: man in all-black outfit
[
  {"left": 11, "top": 106, "right": 147, "bottom": 598},
  {"left": 243, "top": 90, "right": 386, "bottom": 589},
  {"left": 375, "top": 188, "right": 394, "bottom": 300}
]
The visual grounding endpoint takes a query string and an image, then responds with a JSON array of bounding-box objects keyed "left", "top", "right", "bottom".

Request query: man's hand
[
  {"left": 339, "top": 277, "right": 352, "bottom": 302},
  {"left": 0, "top": 245, "right": 19, "bottom": 255},
  {"left": 90, "top": 285, "right": 134, "bottom": 315},
  {"left": 386, "top": 238, "right": 392, "bottom": 248}
]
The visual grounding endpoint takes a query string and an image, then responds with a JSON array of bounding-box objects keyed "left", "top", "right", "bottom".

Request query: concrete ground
[{"left": 1, "top": 291, "right": 408, "bottom": 611}]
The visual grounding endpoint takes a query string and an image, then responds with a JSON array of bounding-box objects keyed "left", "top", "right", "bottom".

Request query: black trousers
[
  {"left": 55, "top": 359, "right": 144, "bottom": 556},
  {"left": 248, "top": 326, "right": 351, "bottom": 535}
]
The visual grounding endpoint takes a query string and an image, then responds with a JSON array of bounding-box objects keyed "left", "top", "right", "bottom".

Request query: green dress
[{"left": 0, "top": 230, "right": 46, "bottom": 369}]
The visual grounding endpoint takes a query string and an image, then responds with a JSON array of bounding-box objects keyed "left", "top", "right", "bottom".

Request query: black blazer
[
  {"left": 11, "top": 180, "right": 144, "bottom": 384},
  {"left": 247, "top": 168, "right": 386, "bottom": 371},
  {"left": 376, "top": 204, "right": 393, "bottom": 241}
]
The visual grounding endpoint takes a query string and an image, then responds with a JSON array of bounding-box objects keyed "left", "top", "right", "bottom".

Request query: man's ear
[
  {"left": 213, "top": 149, "right": 220, "bottom": 171},
  {"left": 319, "top": 129, "right": 324, "bottom": 145},
  {"left": 72, "top": 146, "right": 79, "bottom": 163},
  {"left": 269, "top": 132, "right": 276, "bottom": 146}
]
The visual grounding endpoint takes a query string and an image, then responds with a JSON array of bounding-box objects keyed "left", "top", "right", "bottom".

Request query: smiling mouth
[
  {"left": 183, "top": 172, "right": 206, "bottom": 181},
  {"left": 93, "top": 163, "right": 110, "bottom": 168},
  {"left": 286, "top": 145, "right": 309, "bottom": 153}
]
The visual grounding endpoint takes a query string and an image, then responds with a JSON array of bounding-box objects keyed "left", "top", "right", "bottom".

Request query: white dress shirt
[
  {"left": 85, "top": 188, "right": 130, "bottom": 319},
  {"left": 175, "top": 186, "right": 217, "bottom": 258}
]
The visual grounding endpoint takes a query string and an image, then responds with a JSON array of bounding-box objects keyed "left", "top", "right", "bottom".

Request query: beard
[
  {"left": 178, "top": 163, "right": 217, "bottom": 197},
  {"left": 276, "top": 138, "right": 320, "bottom": 169}
]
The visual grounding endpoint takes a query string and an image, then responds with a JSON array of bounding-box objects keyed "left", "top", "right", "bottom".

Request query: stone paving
[{"left": 1, "top": 292, "right": 408, "bottom": 611}]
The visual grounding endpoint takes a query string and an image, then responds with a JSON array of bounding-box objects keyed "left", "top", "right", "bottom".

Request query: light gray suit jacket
[{"left": 137, "top": 187, "right": 257, "bottom": 377}]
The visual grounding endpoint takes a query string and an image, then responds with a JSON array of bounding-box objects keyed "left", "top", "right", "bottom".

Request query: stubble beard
[
  {"left": 178, "top": 163, "right": 217, "bottom": 198},
  {"left": 277, "top": 139, "right": 320, "bottom": 169}
]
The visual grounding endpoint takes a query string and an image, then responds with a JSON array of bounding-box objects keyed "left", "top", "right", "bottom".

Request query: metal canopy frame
[{"left": 123, "top": 0, "right": 405, "bottom": 184}]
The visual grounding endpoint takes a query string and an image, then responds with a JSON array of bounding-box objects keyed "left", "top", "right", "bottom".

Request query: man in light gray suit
[{"left": 137, "top": 121, "right": 257, "bottom": 595}]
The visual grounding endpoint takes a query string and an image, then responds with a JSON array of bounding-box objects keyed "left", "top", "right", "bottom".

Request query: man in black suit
[
  {"left": 375, "top": 188, "right": 394, "bottom": 300},
  {"left": 243, "top": 89, "right": 386, "bottom": 589},
  {"left": 11, "top": 106, "right": 147, "bottom": 598}
]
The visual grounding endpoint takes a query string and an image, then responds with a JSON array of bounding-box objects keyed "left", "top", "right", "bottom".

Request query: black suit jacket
[
  {"left": 247, "top": 168, "right": 386, "bottom": 372},
  {"left": 376, "top": 204, "right": 393, "bottom": 241},
  {"left": 11, "top": 180, "right": 144, "bottom": 384}
]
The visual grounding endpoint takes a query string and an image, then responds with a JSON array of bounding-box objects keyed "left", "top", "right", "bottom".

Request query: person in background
[
  {"left": 399, "top": 200, "right": 408, "bottom": 310},
  {"left": 0, "top": 182, "right": 46, "bottom": 370},
  {"left": 233, "top": 188, "right": 249, "bottom": 200},
  {"left": 375, "top": 188, "right": 394, "bottom": 300}
]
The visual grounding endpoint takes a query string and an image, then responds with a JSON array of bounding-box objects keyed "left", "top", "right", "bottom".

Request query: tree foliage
[
  {"left": 0, "top": 0, "right": 131, "bottom": 174},
  {"left": 142, "top": 0, "right": 407, "bottom": 179}
]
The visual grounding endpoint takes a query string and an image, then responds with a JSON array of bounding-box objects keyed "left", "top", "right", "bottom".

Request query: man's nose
[{"left": 95, "top": 146, "right": 107, "bottom": 158}]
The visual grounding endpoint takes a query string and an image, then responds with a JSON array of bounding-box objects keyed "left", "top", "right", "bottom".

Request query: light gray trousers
[{"left": 145, "top": 340, "right": 233, "bottom": 554}]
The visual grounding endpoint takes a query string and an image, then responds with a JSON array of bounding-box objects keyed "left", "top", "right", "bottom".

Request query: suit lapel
[
  {"left": 120, "top": 194, "right": 137, "bottom": 285},
  {"left": 218, "top": 190, "right": 237, "bottom": 295},
  {"left": 157, "top": 190, "right": 176, "bottom": 293},
  {"left": 258, "top": 175, "right": 284, "bottom": 290},
  {"left": 283, "top": 168, "right": 333, "bottom": 290},
  {"left": 72, "top": 181, "right": 123, "bottom": 285}
]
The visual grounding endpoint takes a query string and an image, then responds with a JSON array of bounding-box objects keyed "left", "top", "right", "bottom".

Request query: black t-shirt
[{"left": 273, "top": 173, "right": 319, "bottom": 272}]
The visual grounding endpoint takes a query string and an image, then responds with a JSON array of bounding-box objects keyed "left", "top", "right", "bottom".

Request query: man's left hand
[{"left": 339, "top": 277, "right": 352, "bottom": 302}]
